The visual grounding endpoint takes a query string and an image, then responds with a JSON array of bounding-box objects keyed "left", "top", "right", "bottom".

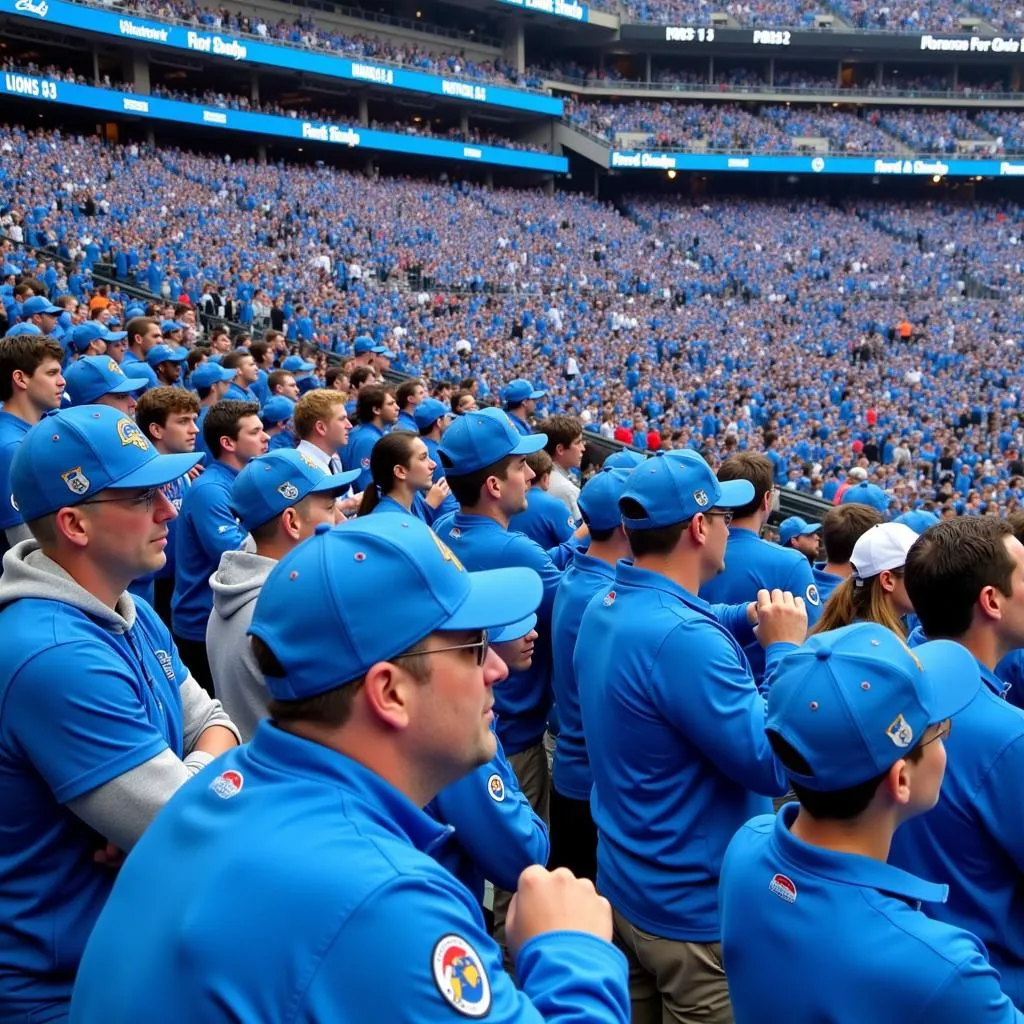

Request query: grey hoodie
[
  {"left": 207, "top": 549, "right": 276, "bottom": 742},
  {"left": 0, "top": 540, "right": 239, "bottom": 851}
]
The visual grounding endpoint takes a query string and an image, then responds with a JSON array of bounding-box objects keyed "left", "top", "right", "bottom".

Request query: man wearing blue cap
[
  {"left": 719, "top": 623, "right": 1015, "bottom": 1024},
  {"left": 575, "top": 449, "right": 807, "bottom": 1024},
  {"left": 121, "top": 317, "right": 161, "bottom": 392},
  {"left": 173, "top": 400, "right": 268, "bottom": 696},
  {"left": 778, "top": 515, "right": 821, "bottom": 564},
  {"left": 20, "top": 294, "right": 62, "bottom": 336},
  {"left": 68, "top": 322, "right": 128, "bottom": 362},
  {"left": 0, "top": 333, "right": 66, "bottom": 570},
  {"left": 190, "top": 361, "right": 235, "bottom": 461},
  {"left": 147, "top": 344, "right": 188, "bottom": 388},
  {"left": 841, "top": 478, "right": 891, "bottom": 516},
  {"left": 207, "top": 450, "right": 359, "bottom": 740},
  {"left": 550, "top": 466, "right": 632, "bottom": 882},
  {"left": 70, "top": 515, "right": 630, "bottom": 1024},
  {"left": 160, "top": 320, "right": 185, "bottom": 346},
  {"left": 0, "top": 406, "right": 238, "bottom": 1024},
  {"left": 343, "top": 384, "right": 400, "bottom": 490},
  {"left": 262, "top": 396, "right": 297, "bottom": 451},
  {"left": 701, "top": 453, "right": 821, "bottom": 685},
  {"left": 352, "top": 333, "right": 387, "bottom": 367},
  {"left": 891, "top": 517, "right": 1024, "bottom": 1009},
  {"left": 63, "top": 356, "right": 148, "bottom": 415},
  {"left": 503, "top": 378, "right": 546, "bottom": 437}
]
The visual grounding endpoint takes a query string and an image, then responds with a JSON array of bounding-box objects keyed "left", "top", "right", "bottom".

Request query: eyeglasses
[
  {"left": 392, "top": 631, "right": 490, "bottom": 667},
  {"left": 920, "top": 719, "right": 952, "bottom": 748},
  {"left": 80, "top": 488, "right": 158, "bottom": 512},
  {"left": 703, "top": 510, "right": 734, "bottom": 526}
]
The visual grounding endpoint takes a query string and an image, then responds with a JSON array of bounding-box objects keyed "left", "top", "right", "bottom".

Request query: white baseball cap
[{"left": 850, "top": 523, "right": 919, "bottom": 583}]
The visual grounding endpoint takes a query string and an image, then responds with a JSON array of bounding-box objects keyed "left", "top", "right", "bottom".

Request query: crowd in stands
[
  {"left": 760, "top": 105, "right": 895, "bottom": 153},
  {"left": 876, "top": 107, "right": 998, "bottom": 154}
]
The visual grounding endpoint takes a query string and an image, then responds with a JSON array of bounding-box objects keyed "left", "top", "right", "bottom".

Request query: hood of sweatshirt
[{"left": 209, "top": 549, "right": 276, "bottom": 620}]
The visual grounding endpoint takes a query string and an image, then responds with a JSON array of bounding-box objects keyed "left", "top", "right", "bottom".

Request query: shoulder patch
[
  {"left": 432, "top": 934, "right": 492, "bottom": 1018},
  {"left": 486, "top": 773, "right": 505, "bottom": 803},
  {"left": 805, "top": 583, "right": 820, "bottom": 607},
  {"left": 209, "top": 770, "right": 244, "bottom": 799},
  {"left": 769, "top": 873, "right": 797, "bottom": 904}
]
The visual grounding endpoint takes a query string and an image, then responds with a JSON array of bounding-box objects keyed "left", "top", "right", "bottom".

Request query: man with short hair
[
  {"left": 351, "top": 333, "right": 386, "bottom": 368},
  {"left": 540, "top": 415, "right": 585, "bottom": 521},
  {"left": 343, "top": 384, "right": 400, "bottom": 490},
  {"left": 294, "top": 389, "right": 352, "bottom": 476},
  {"left": 172, "top": 401, "right": 268, "bottom": 695},
  {"left": 221, "top": 350, "right": 260, "bottom": 402},
  {"left": 0, "top": 405, "right": 238, "bottom": 1023},
  {"left": 147, "top": 344, "right": 188, "bottom": 388},
  {"left": 122, "top": 316, "right": 161, "bottom": 391},
  {"left": 68, "top": 321, "right": 128, "bottom": 362},
  {"left": 890, "top": 517, "right": 1024, "bottom": 1008},
  {"left": 813, "top": 502, "right": 884, "bottom": 601},
  {"left": 20, "top": 294, "right": 62, "bottom": 336},
  {"left": 701, "top": 451, "right": 821, "bottom": 683},
  {"left": 395, "top": 378, "right": 427, "bottom": 432},
  {"left": 0, "top": 333, "right": 66, "bottom": 565},
  {"left": 207, "top": 450, "right": 358, "bottom": 740},
  {"left": 266, "top": 368, "right": 299, "bottom": 401},
  {"left": 190, "top": 362, "right": 235, "bottom": 461},
  {"left": 281, "top": 354, "right": 315, "bottom": 391},
  {"left": 63, "top": 356, "right": 148, "bottom": 416},
  {"left": 720, "top": 623, "right": 1011, "bottom": 1023},
  {"left": 778, "top": 516, "right": 821, "bottom": 564},
  {"left": 503, "top": 378, "right": 545, "bottom": 436},
  {"left": 576, "top": 450, "right": 806, "bottom": 1024}
]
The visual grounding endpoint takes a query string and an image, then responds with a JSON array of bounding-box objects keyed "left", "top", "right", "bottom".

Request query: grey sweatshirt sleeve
[
  {"left": 66, "top": 750, "right": 191, "bottom": 851},
  {"left": 4, "top": 523, "right": 32, "bottom": 548},
  {"left": 179, "top": 674, "right": 241, "bottom": 753}
]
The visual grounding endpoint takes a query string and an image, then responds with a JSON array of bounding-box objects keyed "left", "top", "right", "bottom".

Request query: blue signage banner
[
  {"left": 0, "top": 70, "right": 568, "bottom": 172},
  {"left": 492, "top": 0, "right": 589, "bottom": 22},
  {"left": 609, "top": 150, "right": 1024, "bottom": 177},
  {"left": 0, "top": 0, "right": 563, "bottom": 117}
]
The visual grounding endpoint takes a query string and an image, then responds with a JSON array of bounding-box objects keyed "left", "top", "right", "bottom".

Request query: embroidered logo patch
[
  {"left": 432, "top": 935, "right": 491, "bottom": 1018},
  {"left": 277, "top": 482, "right": 300, "bottom": 501},
  {"left": 117, "top": 417, "right": 149, "bottom": 451},
  {"left": 805, "top": 584, "right": 820, "bottom": 607},
  {"left": 769, "top": 873, "right": 797, "bottom": 904},
  {"left": 886, "top": 714, "right": 914, "bottom": 749},
  {"left": 431, "top": 531, "right": 465, "bottom": 572},
  {"left": 603, "top": 589, "right": 616, "bottom": 606},
  {"left": 209, "top": 770, "right": 244, "bottom": 799},
  {"left": 61, "top": 466, "right": 90, "bottom": 495},
  {"left": 154, "top": 649, "right": 176, "bottom": 682},
  {"left": 487, "top": 773, "right": 505, "bottom": 803},
  {"left": 692, "top": 489, "right": 710, "bottom": 507}
]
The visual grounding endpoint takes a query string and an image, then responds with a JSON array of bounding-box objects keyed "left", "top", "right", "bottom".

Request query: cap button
[{"left": 815, "top": 648, "right": 831, "bottom": 661}]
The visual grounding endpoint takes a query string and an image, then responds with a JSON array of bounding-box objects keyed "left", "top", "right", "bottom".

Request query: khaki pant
[
  {"left": 612, "top": 907, "right": 734, "bottom": 1024},
  {"left": 492, "top": 741, "right": 550, "bottom": 957}
]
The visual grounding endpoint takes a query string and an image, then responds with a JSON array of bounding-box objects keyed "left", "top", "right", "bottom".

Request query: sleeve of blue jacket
[
  {"left": 432, "top": 734, "right": 550, "bottom": 893},
  {"left": 505, "top": 534, "right": 563, "bottom": 623},
  {"left": 782, "top": 555, "right": 823, "bottom": 627},
  {"left": 546, "top": 535, "right": 584, "bottom": 572},
  {"left": 919, "top": 946, "right": 1024, "bottom": 1023},
  {"left": 975, "top": 736, "right": 1024, "bottom": 873},
  {"left": 303, "top": 874, "right": 630, "bottom": 1023},
  {"left": 189, "top": 481, "right": 248, "bottom": 561},
  {"left": 709, "top": 601, "right": 756, "bottom": 647},
  {"left": 649, "top": 622, "right": 788, "bottom": 796}
]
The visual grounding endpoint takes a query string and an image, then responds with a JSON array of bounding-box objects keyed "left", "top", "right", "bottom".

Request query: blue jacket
[
  {"left": 171, "top": 461, "right": 247, "bottom": 640},
  {"left": 428, "top": 721, "right": 549, "bottom": 903},
  {"left": 575, "top": 559, "right": 790, "bottom": 941},
  {"left": 891, "top": 642, "right": 1024, "bottom": 1009},
  {"left": 342, "top": 422, "right": 385, "bottom": 491},
  {"left": 510, "top": 488, "right": 576, "bottom": 552},
  {"left": 721, "top": 805, "right": 1023, "bottom": 1024},
  {"left": 69, "top": 723, "right": 630, "bottom": 1024},
  {"left": 700, "top": 526, "right": 823, "bottom": 683},
  {"left": 550, "top": 549, "right": 616, "bottom": 801},
  {"left": 433, "top": 512, "right": 562, "bottom": 754}
]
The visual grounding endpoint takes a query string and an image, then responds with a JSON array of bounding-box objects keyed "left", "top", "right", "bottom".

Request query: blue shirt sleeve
[
  {"left": 648, "top": 622, "right": 788, "bottom": 796},
  {"left": 505, "top": 534, "right": 563, "bottom": 622},
  {"left": 782, "top": 555, "right": 824, "bottom": 627},
  {"left": 919, "top": 945, "right": 1024, "bottom": 1023},
  {"left": 188, "top": 481, "right": 248, "bottom": 561},
  {"left": 0, "top": 438, "right": 24, "bottom": 530},
  {"left": 5, "top": 642, "right": 171, "bottom": 804},
  {"left": 974, "top": 735, "right": 1024, "bottom": 873}
]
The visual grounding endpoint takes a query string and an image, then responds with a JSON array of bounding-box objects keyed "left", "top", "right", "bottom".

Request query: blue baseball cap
[
  {"left": 894, "top": 509, "right": 940, "bottom": 535},
  {"left": 413, "top": 397, "right": 450, "bottom": 431},
  {"left": 603, "top": 449, "right": 646, "bottom": 470},
  {"left": 282, "top": 355, "right": 315, "bottom": 373},
  {"left": 11, "top": 406, "right": 202, "bottom": 521},
  {"left": 439, "top": 407, "right": 546, "bottom": 475},
  {"left": 248, "top": 516, "right": 543, "bottom": 700},
  {"left": 354, "top": 335, "right": 387, "bottom": 355},
  {"left": 146, "top": 344, "right": 188, "bottom": 367},
  {"left": 160, "top": 319, "right": 186, "bottom": 335},
  {"left": 766, "top": 622, "right": 980, "bottom": 791},
  {"left": 22, "top": 296, "right": 62, "bottom": 316},
  {"left": 4, "top": 323, "right": 42, "bottom": 337},
  {"left": 620, "top": 450, "right": 754, "bottom": 530},
  {"left": 190, "top": 363, "right": 234, "bottom": 389},
  {"left": 490, "top": 612, "right": 538, "bottom": 644},
  {"left": 578, "top": 466, "right": 631, "bottom": 532},
  {"left": 502, "top": 378, "right": 545, "bottom": 406},
  {"left": 2, "top": 263, "right": 20, "bottom": 277},
  {"left": 230, "top": 450, "right": 358, "bottom": 532},
  {"left": 841, "top": 481, "right": 890, "bottom": 515},
  {"left": 260, "top": 396, "right": 296, "bottom": 427},
  {"left": 779, "top": 516, "right": 822, "bottom": 547},
  {"left": 71, "top": 321, "right": 128, "bottom": 353},
  {"left": 64, "top": 356, "right": 148, "bottom": 406}
]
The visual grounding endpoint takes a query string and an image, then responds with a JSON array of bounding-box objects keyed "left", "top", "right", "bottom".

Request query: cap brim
[
  {"left": 103, "top": 331, "right": 128, "bottom": 342},
  {"left": 107, "top": 376, "right": 150, "bottom": 394},
  {"left": 444, "top": 567, "right": 543, "bottom": 633},
  {"left": 114, "top": 451, "right": 202, "bottom": 490},
  {"left": 528, "top": 389, "right": 546, "bottom": 399},
  {"left": 915, "top": 640, "right": 982, "bottom": 723},
  {"left": 308, "top": 469, "right": 360, "bottom": 493},
  {"left": 511, "top": 433, "right": 547, "bottom": 458},
  {"left": 490, "top": 612, "right": 538, "bottom": 643},
  {"left": 716, "top": 479, "right": 755, "bottom": 508},
  {"left": 800, "top": 524, "right": 822, "bottom": 535}
]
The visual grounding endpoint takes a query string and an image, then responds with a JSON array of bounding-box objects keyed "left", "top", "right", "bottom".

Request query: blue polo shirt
[
  {"left": 69, "top": 723, "right": 629, "bottom": 1024},
  {"left": 223, "top": 382, "right": 257, "bottom": 403},
  {"left": 550, "top": 549, "right": 616, "bottom": 801},
  {"left": 342, "top": 422, "right": 385, "bottom": 491},
  {"left": 396, "top": 410, "right": 418, "bottom": 433},
  {"left": 995, "top": 649, "right": 1024, "bottom": 712},
  {"left": 507, "top": 412, "right": 532, "bottom": 437},
  {"left": 171, "top": 461, "right": 247, "bottom": 641},
  {"left": 721, "top": 804, "right": 1022, "bottom": 1023},
  {"left": 0, "top": 591, "right": 186, "bottom": 1017},
  {"left": 890, "top": 652, "right": 1024, "bottom": 1009},
  {"left": 575, "top": 559, "right": 790, "bottom": 941},
  {"left": 427, "top": 720, "right": 549, "bottom": 904},
  {"left": 700, "top": 526, "right": 822, "bottom": 682},
  {"left": 0, "top": 410, "right": 31, "bottom": 571},
  {"left": 369, "top": 492, "right": 442, "bottom": 526},
  {"left": 433, "top": 512, "right": 562, "bottom": 754},
  {"left": 812, "top": 561, "right": 846, "bottom": 604},
  {"left": 510, "top": 488, "right": 576, "bottom": 552},
  {"left": 120, "top": 351, "right": 159, "bottom": 392}
]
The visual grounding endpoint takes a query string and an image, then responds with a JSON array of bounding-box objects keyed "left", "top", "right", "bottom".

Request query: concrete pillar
[
  {"left": 461, "top": 111, "right": 470, "bottom": 135},
  {"left": 125, "top": 52, "right": 150, "bottom": 94},
  {"left": 358, "top": 96, "right": 369, "bottom": 127},
  {"left": 768, "top": 57, "right": 774, "bottom": 86},
  {"left": 503, "top": 24, "right": 525, "bottom": 74},
  {"left": 645, "top": 53, "right": 652, "bottom": 84},
  {"left": 709, "top": 56, "right": 714, "bottom": 84},
  {"left": 145, "top": 126, "right": 155, "bottom": 146},
  {"left": 257, "top": 142, "right": 267, "bottom": 161},
  {"left": 92, "top": 48, "right": 100, "bottom": 85},
  {"left": 1011, "top": 66, "right": 1022, "bottom": 91},
  {"left": 836, "top": 60, "right": 842, "bottom": 87},
  {"left": 876, "top": 61, "right": 883, "bottom": 86},
  {"left": 543, "top": 175, "right": 554, "bottom": 197},
  {"left": 952, "top": 63, "right": 959, "bottom": 89},
  {"left": 364, "top": 158, "right": 375, "bottom": 178},
  {"left": 250, "top": 71, "right": 259, "bottom": 104},
  {"left": 485, "top": 171, "right": 494, "bottom": 188},
  {"left": 594, "top": 166, "right": 600, "bottom": 198}
]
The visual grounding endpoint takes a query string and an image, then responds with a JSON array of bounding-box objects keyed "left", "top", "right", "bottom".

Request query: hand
[
  {"left": 506, "top": 866, "right": 613, "bottom": 958},
  {"left": 187, "top": 464, "right": 205, "bottom": 481},
  {"left": 93, "top": 842, "right": 126, "bottom": 870},
  {"left": 425, "top": 478, "right": 450, "bottom": 509},
  {"left": 338, "top": 494, "right": 361, "bottom": 519},
  {"left": 755, "top": 588, "right": 807, "bottom": 648}
]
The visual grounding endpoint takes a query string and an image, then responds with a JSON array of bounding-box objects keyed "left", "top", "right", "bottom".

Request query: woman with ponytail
[{"left": 356, "top": 430, "right": 451, "bottom": 523}]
